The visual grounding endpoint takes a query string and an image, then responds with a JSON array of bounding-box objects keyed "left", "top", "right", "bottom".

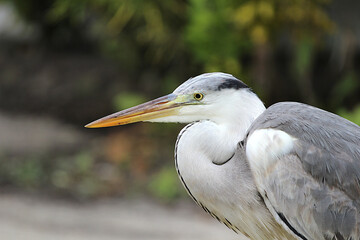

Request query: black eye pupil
[{"left": 194, "top": 93, "right": 203, "bottom": 100}]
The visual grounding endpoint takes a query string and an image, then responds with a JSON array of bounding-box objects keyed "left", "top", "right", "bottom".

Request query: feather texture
[{"left": 246, "top": 102, "right": 360, "bottom": 240}]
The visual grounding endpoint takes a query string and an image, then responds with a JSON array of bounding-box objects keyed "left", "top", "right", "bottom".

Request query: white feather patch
[{"left": 246, "top": 128, "right": 296, "bottom": 183}]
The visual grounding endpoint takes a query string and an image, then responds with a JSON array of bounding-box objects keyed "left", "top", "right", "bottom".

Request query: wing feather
[{"left": 246, "top": 102, "right": 360, "bottom": 240}]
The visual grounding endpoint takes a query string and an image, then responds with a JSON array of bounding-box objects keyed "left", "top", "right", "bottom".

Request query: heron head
[{"left": 85, "top": 72, "right": 257, "bottom": 128}]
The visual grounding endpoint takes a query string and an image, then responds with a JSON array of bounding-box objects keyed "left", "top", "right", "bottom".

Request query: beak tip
[
  {"left": 84, "top": 93, "right": 179, "bottom": 129},
  {"left": 84, "top": 121, "right": 98, "bottom": 128},
  {"left": 84, "top": 119, "right": 118, "bottom": 128}
]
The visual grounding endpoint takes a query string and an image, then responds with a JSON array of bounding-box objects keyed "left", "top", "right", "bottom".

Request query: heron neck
[
  {"left": 213, "top": 91, "right": 266, "bottom": 141},
  {"left": 201, "top": 92, "right": 265, "bottom": 165},
  {"left": 175, "top": 97, "right": 282, "bottom": 239}
]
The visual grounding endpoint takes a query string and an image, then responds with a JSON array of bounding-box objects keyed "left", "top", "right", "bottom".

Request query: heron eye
[{"left": 193, "top": 93, "right": 204, "bottom": 101}]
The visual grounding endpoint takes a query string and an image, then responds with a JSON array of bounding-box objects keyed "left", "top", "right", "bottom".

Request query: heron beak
[{"left": 85, "top": 93, "right": 185, "bottom": 128}]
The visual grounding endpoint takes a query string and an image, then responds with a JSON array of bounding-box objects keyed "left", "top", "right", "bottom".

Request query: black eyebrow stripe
[{"left": 217, "top": 79, "right": 250, "bottom": 91}]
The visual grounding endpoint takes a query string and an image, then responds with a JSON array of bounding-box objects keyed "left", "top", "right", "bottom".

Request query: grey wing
[{"left": 245, "top": 102, "right": 360, "bottom": 240}]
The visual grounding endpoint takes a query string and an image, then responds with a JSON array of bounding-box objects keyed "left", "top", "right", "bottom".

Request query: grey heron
[{"left": 86, "top": 72, "right": 360, "bottom": 240}]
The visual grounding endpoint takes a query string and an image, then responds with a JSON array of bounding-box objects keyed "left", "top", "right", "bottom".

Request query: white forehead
[{"left": 173, "top": 72, "right": 249, "bottom": 94}]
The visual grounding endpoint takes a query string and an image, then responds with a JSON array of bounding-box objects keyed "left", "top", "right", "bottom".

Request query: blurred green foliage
[
  {"left": 113, "top": 92, "right": 146, "bottom": 110},
  {"left": 338, "top": 105, "right": 360, "bottom": 125},
  {"left": 332, "top": 72, "right": 360, "bottom": 108},
  {"left": 148, "top": 166, "right": 186, "bottom": 202},
  {"left": 44, "top": 0, "right": 187, "bottom": 69},
  {"left": 0, "top": 152, "right": 110, "bottom": 199},
  {"left": 186, "top": 0, "right": 241, "bottom": 74},
  {"left": 186, "top": 0, "right": 333, "bottom": 75},
  {"left": 3, "top": 0, "right": 334, "bottom": 74},
  {"left": 6, "top": 156, "right": 43, "bottom": 188}
]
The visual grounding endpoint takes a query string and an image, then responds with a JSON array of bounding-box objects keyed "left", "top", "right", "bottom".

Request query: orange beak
[{"left": 85, "top": 94, "right": 181, "bottom": 128}]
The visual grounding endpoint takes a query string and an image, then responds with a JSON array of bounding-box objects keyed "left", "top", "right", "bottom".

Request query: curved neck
[
  {"left": 174, "top": 91, "right": 295, "bottom": 239},
  {"left": 174, "top": 95, "right": 293, "bottom": 239},
  {"left": 213, "top": 90, "right": 266, "bottom": 145},
  {"left": 175, "top": 114, "right": 289, "bottom": 239},
  {"left": 177, "top": 91, "right": 265, "bottom": 166}
]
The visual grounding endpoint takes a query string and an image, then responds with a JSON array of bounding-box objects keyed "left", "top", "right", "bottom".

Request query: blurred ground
[{"left": 0, "top": 193, "right": 243, "bottom": 240}]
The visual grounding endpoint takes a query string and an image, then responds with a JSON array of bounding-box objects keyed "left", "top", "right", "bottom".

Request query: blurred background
[{"left": 0, "top": 0, "right": 359, "bottom": 239}]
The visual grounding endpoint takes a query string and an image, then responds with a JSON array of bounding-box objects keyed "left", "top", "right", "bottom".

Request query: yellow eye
[{"left": 193, "top": 93, "right": 204, "bottom": 101}]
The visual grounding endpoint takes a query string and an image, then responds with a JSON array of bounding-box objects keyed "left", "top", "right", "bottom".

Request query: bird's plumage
[
  {"left": 175, "top": 120, "right": 297, "bottom": 239},
  {"left": 173, "top": 72, "right": 250, "bottom": 93},
  {"left": 246, "top": 102, "right": 360, "bottom": 240},
  {"left": 86, "top": 72, "right": 360, "bottom": 240}
]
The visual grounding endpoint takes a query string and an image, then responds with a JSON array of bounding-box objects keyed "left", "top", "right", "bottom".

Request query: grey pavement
[{"left": 0, "top": 193, "right": 245, "bottom": 240}]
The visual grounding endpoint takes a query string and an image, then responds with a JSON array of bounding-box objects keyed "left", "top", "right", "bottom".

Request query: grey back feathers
[
  {"left": 174, "top": 72, "right": 249, "bottom": 94},
  {"left": 246, "top": 102, "right": 360, "bottom": 240},
  {"left": 248, "top": 102, "right": 360, "bottom": 198}
]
